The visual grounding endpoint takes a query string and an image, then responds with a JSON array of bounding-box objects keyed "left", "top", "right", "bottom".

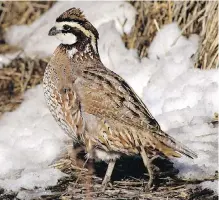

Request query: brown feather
[{"left": 43, "top": 8, "right": 197, "bottom": 163}]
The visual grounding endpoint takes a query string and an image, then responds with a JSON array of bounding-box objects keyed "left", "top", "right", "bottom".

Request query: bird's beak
[{"left": 48, "top": 26, "right": 60, "bottom": 36}]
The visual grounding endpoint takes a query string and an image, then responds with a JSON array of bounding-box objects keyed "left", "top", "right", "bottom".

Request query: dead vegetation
[
  {"left": 0, "top": 57, "right": 48, "bottom": 116},
  {"left": 0, "top": 1, "right": 55, "bottom": 53},
  {"left": 0, "top": 154, "right": 218, "bottom": 200},
  {"left": 124, "top": 1, "right": 218, "bottom": 69},
  {"left": 0, "top": 1, "right": 55, "bottom": 116},
  {"left": 0, "top": 1, "right": 218, "bottom": 200}
]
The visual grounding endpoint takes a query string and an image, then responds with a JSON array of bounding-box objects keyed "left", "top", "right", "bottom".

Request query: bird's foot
[
  {"left": 101, "top": 160, "right": 116, "bottom": 192},
  {"left": 140, "top": 149, "right": 159, "bottom": 191},
  {"left": 101, "top": 175, "right": 112, "bottom": 192},
  {"left": 146, "top": 157, "right": 160, "bottom": 191},
  {"left": 144, "top": 175, "right": 156, "bottom": 191}
]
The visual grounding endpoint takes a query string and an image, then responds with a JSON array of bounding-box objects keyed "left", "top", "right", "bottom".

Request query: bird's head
[{"left": 49, "top": 8, "right": 99, "bottom": 52}]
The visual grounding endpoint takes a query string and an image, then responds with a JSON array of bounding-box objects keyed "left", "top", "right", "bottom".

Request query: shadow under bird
[{"left": 43, "top": 7, "right": 197, "bottom": 190}]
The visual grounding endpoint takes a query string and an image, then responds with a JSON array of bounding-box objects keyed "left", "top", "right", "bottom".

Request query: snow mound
[
  {"left": 0, "top": 85, "right": 68, "bottom": 196},
  {"left": 0, "top": 168, "right": 65, "bottom": 192}
]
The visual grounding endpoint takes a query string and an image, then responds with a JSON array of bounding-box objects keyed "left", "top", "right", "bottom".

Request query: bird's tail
[{"left": 152, "top": 130, "right": 198, "bottom": 159}]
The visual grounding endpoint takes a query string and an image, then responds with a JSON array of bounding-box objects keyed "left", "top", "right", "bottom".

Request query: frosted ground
[{"left": 0, "top": 1, "right": 218, "bottom": 199}]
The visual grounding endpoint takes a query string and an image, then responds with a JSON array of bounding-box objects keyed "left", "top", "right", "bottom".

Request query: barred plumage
[{"left": 43, "top": 7, "right": 197, "bottom": 189}]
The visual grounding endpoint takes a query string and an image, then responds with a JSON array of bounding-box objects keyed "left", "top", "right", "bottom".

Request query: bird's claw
[{"left": 102, "top": 175, "right": 111, "bottom": 192}]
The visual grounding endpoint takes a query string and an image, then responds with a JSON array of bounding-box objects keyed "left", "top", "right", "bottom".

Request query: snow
[
  {"left": 0, "top": 1, "right": 218, "bottom": 199},
  {"left": 201, "top": 180, "right": 218, "bottom": 194},
  {"left": 0, "top": 51, "right": 21, "bottom": 68},
  {"left": 0, "top": 85, "right": 68, "bottom": 197},
  {"left": 0, "top": 168, "right": 65, "bottom": 192}
]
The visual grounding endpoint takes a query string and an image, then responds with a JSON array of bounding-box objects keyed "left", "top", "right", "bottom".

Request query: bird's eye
[{"left": 63, "top": 25, "right": 72, "bottom": 31}]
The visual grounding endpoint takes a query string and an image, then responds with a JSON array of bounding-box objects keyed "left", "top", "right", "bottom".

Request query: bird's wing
[
  {"left": 77, "top": 65, "right": 161, "bottom": 132},
  {"left": 73, "top": 64, "right": 163, "bottom": 153},
  {"left": 74, "top": 65, "right": 197, "bottom": 159}
]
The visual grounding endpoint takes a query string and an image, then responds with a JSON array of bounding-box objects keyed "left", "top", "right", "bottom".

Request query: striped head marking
[{"left": 48, "top": 8, "right": 99, "bottom": 53}]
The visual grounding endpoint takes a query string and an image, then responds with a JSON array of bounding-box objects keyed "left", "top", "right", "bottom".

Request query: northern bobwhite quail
[{"left": 43, "top": 8, "right": 197, "bottom": 189}]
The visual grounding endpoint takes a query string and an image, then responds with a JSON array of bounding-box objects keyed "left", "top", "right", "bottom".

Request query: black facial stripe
[
  {"left": 58, "top": 22, "right": 89, "bottom": 37},
  {"left": 61, "top": 26, "right": 88, "bottom": 42},
  {"left": 61, "top": 30, "right": 71, "bottom": 34}
]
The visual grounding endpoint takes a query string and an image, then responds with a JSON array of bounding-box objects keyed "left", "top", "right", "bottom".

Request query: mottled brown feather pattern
[
  {"left": 44, "top": 42, "right": 196, "bottom": 160},
  {"left": 44, "top": 8, "right": 197, "bottom": 173}
]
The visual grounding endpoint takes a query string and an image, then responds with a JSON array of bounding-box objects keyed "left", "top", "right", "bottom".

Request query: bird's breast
[{"left": 43, "top": 65, "right": 80, "bottom": 140}]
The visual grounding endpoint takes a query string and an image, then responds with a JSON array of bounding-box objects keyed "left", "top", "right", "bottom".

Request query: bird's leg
[
  {"left": 102, "top": 160, "right": 116, "bottom": 191},
  {"left": 140, "top": 146, "right": 154, "bottom": 189},
  {"left": 149, "top": 155, "right": 161, "bottom": 163},
  {"left": 149, "top": 155, "right": 162, "bottom": 172}
]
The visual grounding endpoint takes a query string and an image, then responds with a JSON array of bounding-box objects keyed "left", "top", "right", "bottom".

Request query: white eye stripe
[{"left": 55, "top": 21, "right": 97, "bottom": 53}]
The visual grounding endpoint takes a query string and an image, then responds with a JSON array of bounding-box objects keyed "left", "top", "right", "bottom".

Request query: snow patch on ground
[
  {"left": 0, "top": 1, "right": 218, "bottom": 199},
  {"left": 0, "top": 85, "right": 68, "bottom": 196},
  {"left": 201, "top": 180, "right": 218, "bottom": 195},
  {"left": 0, "top": 168, "right": 65, "bottom": 192}
]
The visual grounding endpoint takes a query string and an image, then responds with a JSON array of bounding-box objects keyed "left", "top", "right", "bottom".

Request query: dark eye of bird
[{"left": 63, "top": 25, "right": 72, "bottom": 31}]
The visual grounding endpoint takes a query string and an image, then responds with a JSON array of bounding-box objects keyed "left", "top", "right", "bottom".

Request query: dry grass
[
  {"left": 47, "top": 154, "right": 217, "bottom": 200},
  {"left": 0, "top": 1, "right": 54, "bottom": 117},
  {"left": 124, "top": 1, "right": 218, "bottom": 69},
  {"left": 0, "top": 1, "right": 55, "bottom": 54},
  {"left": 0, "top": 1, "right": 54, "bottom": 28},
  {"left": 0, "top": 57, "right": 48, "bottom": 117}
]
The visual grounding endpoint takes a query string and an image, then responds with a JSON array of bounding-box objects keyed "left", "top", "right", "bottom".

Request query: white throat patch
[
  {"left": 67, "top": 48, "right": 78, "bottom": 58},
  {"left": 55, "top": 32, "right": 77, "bottom": 45}
]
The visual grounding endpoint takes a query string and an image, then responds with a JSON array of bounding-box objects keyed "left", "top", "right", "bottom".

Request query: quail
[{"left": 43, "top": 8, "right": 197, "bottom": 189}]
